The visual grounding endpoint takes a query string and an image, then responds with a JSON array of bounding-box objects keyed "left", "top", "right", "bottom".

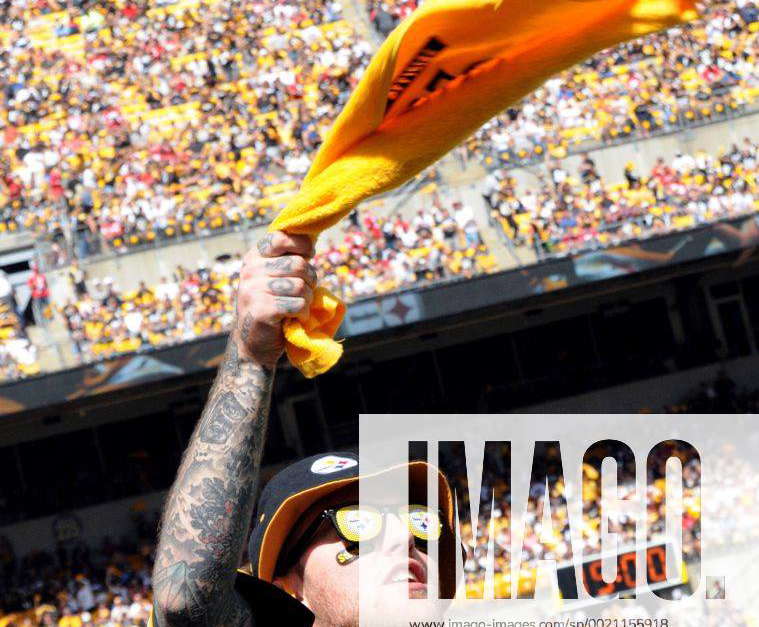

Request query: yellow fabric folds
[{"left": 269, "top": 0, "right": 698, "bottom": 378}]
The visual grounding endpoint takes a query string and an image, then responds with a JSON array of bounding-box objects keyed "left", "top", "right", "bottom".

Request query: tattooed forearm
[
  {"left": 239, "top": 314, "right": 254, "bottom": 345},
  {"left": 153, "top": 338, "right": 274, "bottom": 627}
]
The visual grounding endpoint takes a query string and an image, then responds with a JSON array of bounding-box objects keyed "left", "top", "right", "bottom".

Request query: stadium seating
[
  {"left": 56, "top": 198, "right": 494, "bottom": 362},
  {"left": 363, "top": 0, "right": 758, "bottom": 168},
  {"left": 0, "top": 0, "right": 371, "bottom": 253},
  {"left": 0, "top": 0, "right": 755, "bottom": 251},
  {"left": 489, "top": 141, "right": 758, "bottom": 255},
  {"left": 0, "top": 0, "right": 755, "bottom": 382}
]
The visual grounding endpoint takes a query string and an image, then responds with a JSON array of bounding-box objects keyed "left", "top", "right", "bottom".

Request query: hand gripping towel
[{"left": 269, "top": 0, "right": 698, "bottom": 378}]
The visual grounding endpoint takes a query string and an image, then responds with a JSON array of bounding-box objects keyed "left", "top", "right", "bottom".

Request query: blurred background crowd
[
  {"left": 0, "top": 514, "right": 156, "bottom": 627},
  {"left": 54, "top": 193, "right": 493, "bottom": 363}
]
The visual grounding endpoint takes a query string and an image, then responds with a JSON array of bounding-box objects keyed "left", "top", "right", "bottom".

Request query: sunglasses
[{"left": 276, "top": 503, "right": 443, "bottom": 574}]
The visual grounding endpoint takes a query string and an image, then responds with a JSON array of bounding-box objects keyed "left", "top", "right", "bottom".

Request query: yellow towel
[{"left": 270, "top": 0, "right": 698, "bottom": 378}]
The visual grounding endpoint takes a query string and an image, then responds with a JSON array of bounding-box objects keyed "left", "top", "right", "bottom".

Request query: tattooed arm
[{"left": 153, "top": 232, "right": 316, "bottom": 627}]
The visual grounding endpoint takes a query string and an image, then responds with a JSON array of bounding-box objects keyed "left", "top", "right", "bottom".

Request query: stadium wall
[
  {"left": 0, "top": 490, "right": 166, "bottom": 557},
  {"left": 12, "top": 213, "right": 759, "bottom": 417},
  {"left": 47, "top": 229, "right": 255, "bottom": 306},
  {"left": 551, "top": 110, "right": 757, "bottom": 184}
]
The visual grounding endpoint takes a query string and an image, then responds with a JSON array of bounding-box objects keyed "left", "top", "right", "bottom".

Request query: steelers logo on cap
[{"left": 310, "top": 455, "right": 358, "bottom": 475}]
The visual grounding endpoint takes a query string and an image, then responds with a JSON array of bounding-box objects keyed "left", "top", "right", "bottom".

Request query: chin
[{"left": 359, "top": 586, "right": 444, "bottom": 625}]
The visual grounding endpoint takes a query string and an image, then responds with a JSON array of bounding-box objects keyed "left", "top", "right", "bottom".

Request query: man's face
[{"left": 275, "top": 486, "right": 441, "bottom": 627}]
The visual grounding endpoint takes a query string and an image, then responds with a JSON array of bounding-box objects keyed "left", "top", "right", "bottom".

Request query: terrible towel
[{"left": 269, "top": 0, "right": 698, "bottom": 378}]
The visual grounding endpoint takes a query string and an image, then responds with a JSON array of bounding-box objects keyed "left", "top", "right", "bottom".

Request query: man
[
  {"left": 152, "top": 232, "right": 458, "bottom": 627},
  {"left": 27, "top": 262, "right": 50, "bottom": 325}
]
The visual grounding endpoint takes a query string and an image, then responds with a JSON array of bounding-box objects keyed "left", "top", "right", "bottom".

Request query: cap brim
[{"left": 257, "top": 461, "right": 454, "bottom": 582}]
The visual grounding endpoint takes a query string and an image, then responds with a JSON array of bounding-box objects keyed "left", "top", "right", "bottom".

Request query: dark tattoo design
[
  {"left": 264, "top": 256, "right": 294, "bottom": 273},
  {"left": 267, "top": 277, "right": 297, "bottom": 296},
  {"left": 274, "top": 297, "right": 303, "bottom": 314},
  {"left": 239, "top": 314, "right": 254, "bottom": 345},
  {"left": 221, "top": 340, "right": 240, "bottom": 378},
  {"left": 256, "top": 233, "right": 275, "bottom": 256},
  {"left": 153, "top": 336, "right": 274, "bottom": 627},
  {"left": 199, "top": 392, "right": 246, "bottom": 444}
]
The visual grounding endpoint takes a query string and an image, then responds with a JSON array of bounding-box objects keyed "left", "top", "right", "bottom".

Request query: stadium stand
[
  {"left": 56, "top": 198, "right": 493, "bottom": 363},
  {"left": 316, "top": 196, "right": 496, "bottom": 300},
  {"left": 366, "top": 0, "right": 417, "bottom": 36},
  {"left": 365, "top": 0, "right": 758, "bottom": 159},
  {"left": 449, "top": 369, "right": 759, "bottom": 599},
  {"left": 0, "top": 0, "right": 754, "bottom": 386},
  {"left": 464, "top": 0, "right": 758, "bottom": 168},
  {"left": 0, "top": 525, "right": 156, "bottom": 627},
  {"left": 488, "top": 141, "right": 758, "bottom": 255},
  {"left": 0, "top": 0, "right": 755, "bottom": 256},
  {"left": 0, "top": 0, "right": 371, "bottom": 255}
]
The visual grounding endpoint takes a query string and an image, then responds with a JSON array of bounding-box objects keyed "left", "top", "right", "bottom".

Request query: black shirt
[{"left": 149, "top": 570, "right": 315, "bottom": 627}]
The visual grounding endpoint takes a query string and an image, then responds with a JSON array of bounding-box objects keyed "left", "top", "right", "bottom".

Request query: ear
[{"left": 272, "top": 568, "right": 304, "bottom": 603}]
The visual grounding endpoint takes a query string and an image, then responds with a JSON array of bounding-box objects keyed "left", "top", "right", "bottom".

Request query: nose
[{"left": 378, "top": 512, "right": 415, "bottom": 556}]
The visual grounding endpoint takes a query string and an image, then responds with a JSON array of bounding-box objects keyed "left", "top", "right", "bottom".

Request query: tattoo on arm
[
  {"left": 239, "top": 314, "right": 254, "bottom": 345},
  {"left": 305, "top": 264, "right": 317, "bottom": 286},
  {"left": 153, "top": 339, "right": 274, "bottom": 627}
]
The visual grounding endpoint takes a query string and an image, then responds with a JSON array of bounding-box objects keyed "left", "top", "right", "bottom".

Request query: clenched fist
[{"left": 232, "top": 231, "right": 317, "bottom": 368}]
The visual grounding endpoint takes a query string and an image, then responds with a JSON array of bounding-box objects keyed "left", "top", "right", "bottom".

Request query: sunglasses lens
[
  {"left": 335, "top": 506, "right": 382, "bottom": 543},
  {"left": 403, "top": 505, "right": 442, "bottom": 542}
]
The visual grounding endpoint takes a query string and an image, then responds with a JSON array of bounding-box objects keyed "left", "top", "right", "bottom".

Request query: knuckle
[
  {"left": 292, "top": 255, "right": 308, "bottom": 274},
  {"left": 291, "top": 278, "right": 307, "bottom": 296}
]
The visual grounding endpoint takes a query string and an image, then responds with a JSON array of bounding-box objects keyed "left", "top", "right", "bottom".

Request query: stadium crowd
[
  {"left": 1, "top": 0, "right": 371, "bottom": 257},
  {"left": 0, "top": 267, "right": 39, "bottom": 380},
  {"left": 366, "top": 0, "right": 417, "bottom": 36},
  {"left": 0, "top": 0, "right": 754, "bottom": 262},
  {"left": 469, "top": 0, "right": 758, "bottom": 168},
  {"left": 316, "top": 196, "right": 495, "bottom": 300},
  {"left": 0, "top": 520, "right": 156, "bottom": 627},
  {"left": 55, "top": 201, "right": 493, "bottom": 363},
  {"left": 487, "top": 140, "right": 758, "bottom": 255}
]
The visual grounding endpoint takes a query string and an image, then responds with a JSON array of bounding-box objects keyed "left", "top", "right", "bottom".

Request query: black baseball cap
[{"left": 247, "top": 451, "right": 460, "bottom": 596}]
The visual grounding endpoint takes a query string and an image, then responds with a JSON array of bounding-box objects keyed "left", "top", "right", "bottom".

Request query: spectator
[{"left": 27, "top": 263, "right": 50, "bottom": 326}]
